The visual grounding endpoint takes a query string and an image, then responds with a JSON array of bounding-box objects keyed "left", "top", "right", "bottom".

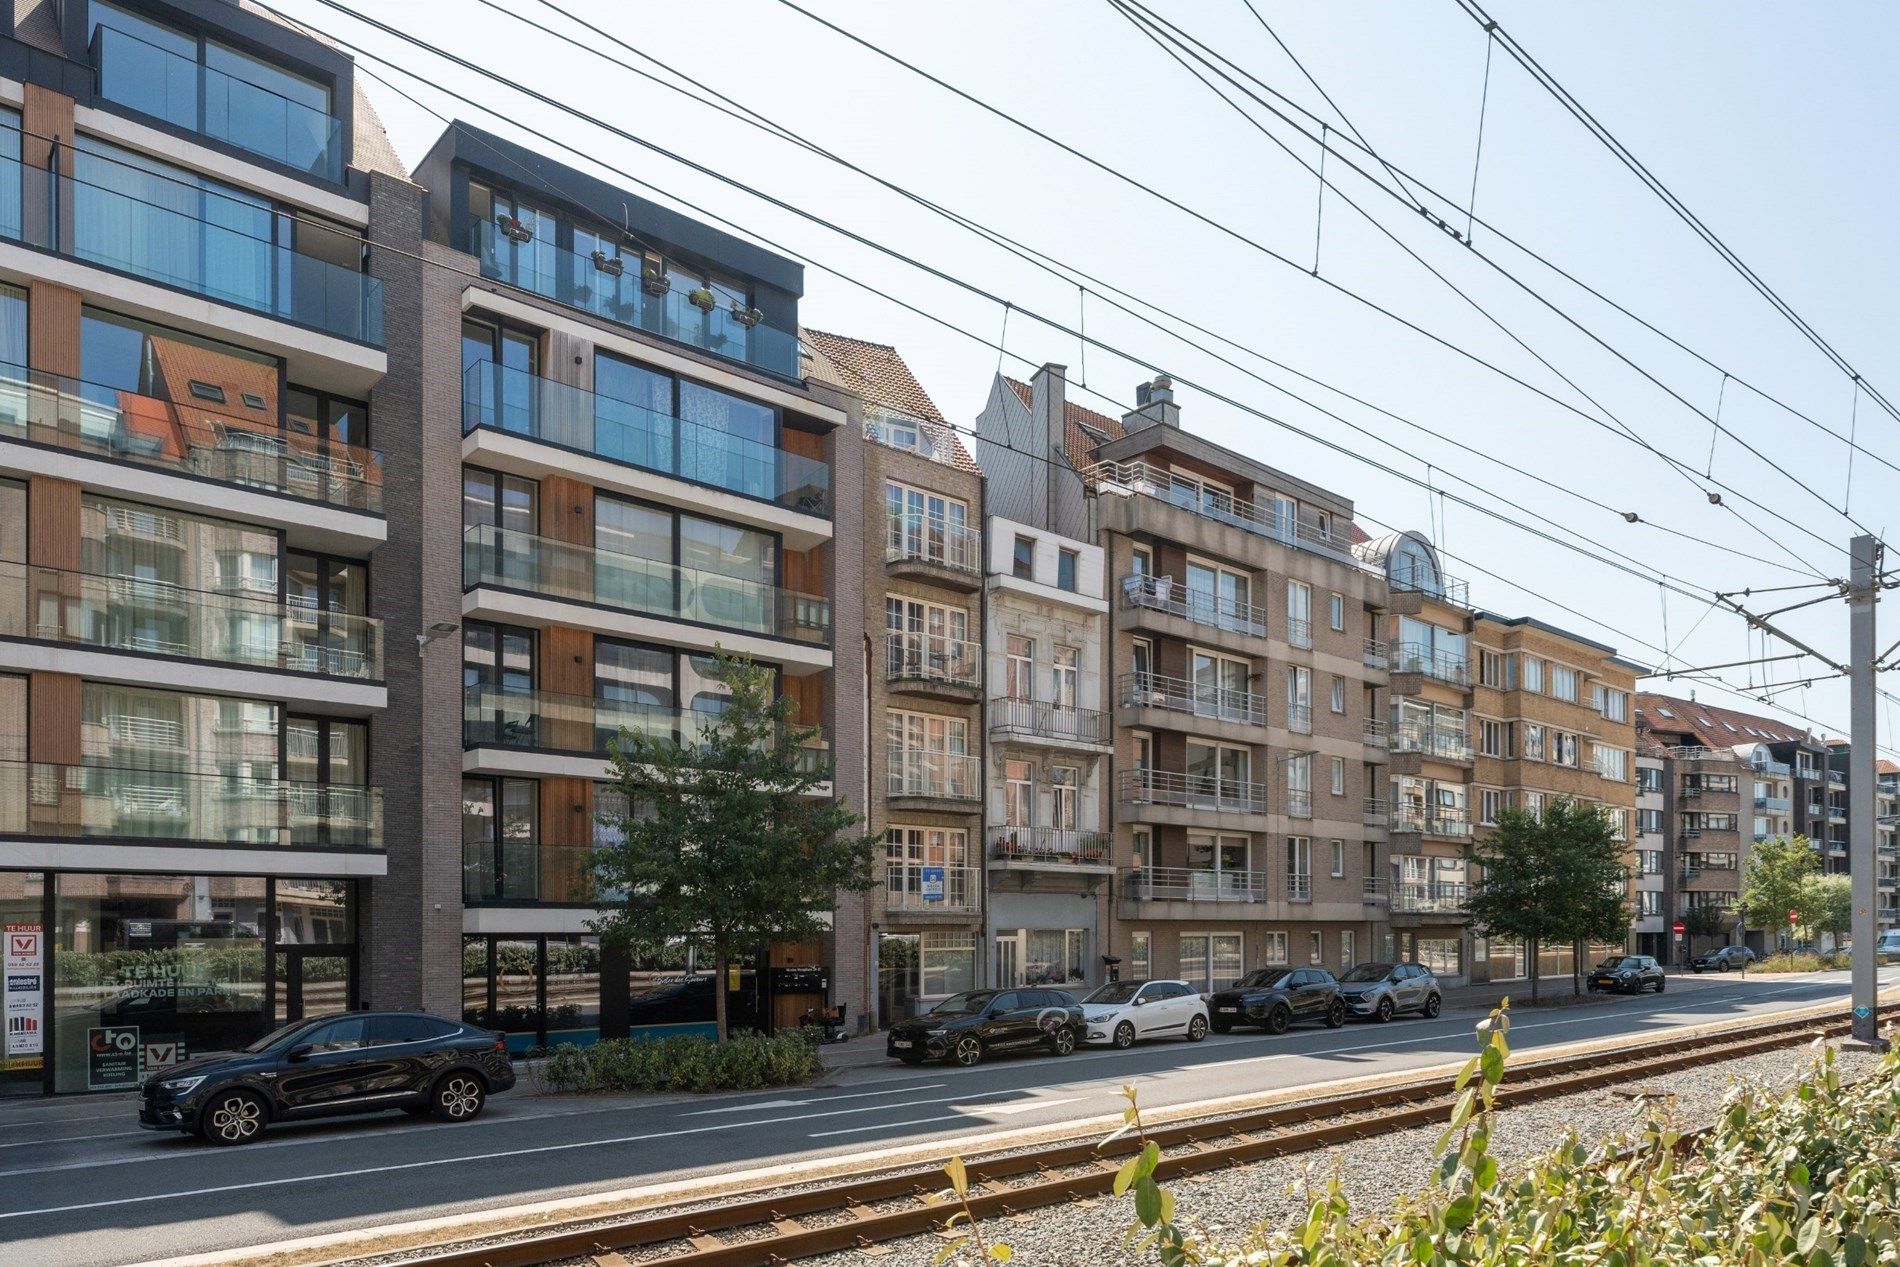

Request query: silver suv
[{"left": 1335, "top": 962, "right": 1442, "bottom": 1022}]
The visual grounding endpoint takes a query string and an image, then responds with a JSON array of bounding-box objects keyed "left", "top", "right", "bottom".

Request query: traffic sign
[
  {"left": 1789, "top": 909, "right": 1800, "bottom": 925},
  {"left": 1671, "top": 920, "right": 1686, "bottom": 936}
]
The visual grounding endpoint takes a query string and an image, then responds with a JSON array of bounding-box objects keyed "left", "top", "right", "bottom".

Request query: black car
[
  {"left": 885, "top": 988, "right": 1084, "bottom": 1067},
  {"left": 1689, "top": 945, "right": 1756, "bottom": 973},
  {"left": 139, "top": 1011, "right": 516, "bottom": 1146},
  {"left": 1207, "top": 966, "right": 1345, "bottom": 1034},
  {"left": 1587, "top": 955, "right": 1666, "bottom": 995}
]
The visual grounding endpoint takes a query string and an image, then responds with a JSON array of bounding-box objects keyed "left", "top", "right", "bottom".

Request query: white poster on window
[{"left": 3, "top": 923, "right": 43, "bottom": 1063}]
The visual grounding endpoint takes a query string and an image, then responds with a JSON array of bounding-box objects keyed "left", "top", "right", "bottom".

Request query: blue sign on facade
[{"left": 921, "top": 866, "right": 945, "bottom": 902}]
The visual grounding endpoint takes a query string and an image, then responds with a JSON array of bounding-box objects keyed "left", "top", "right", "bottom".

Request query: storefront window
[
  {"left": 52, "top": 875, "right": 267, "bottom": 1092},
  {"left": 1020, "top": 929, "right": 1085, "bottom": 986},
  {"left": 920, "top": 930, "right": 974, "bottom": 997},
  {"left": 1417, "top": 938, "right": 1463, "bottom": 977},
  {"left": 544, "top": 936, "right": 601, "bottom": 1045},
  {"left": 491, "top": 937, "right": 542, "bottom": 1048}
]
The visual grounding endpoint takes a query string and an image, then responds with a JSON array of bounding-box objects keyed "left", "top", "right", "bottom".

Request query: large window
[
  {"left": 1179, "top": 932, "right": 1243, "bottom": 991},
  {"left": 884, "top": 826, "right": 971, "bottom": 910},
  {"left": 462, "top": 776, "right": 539, "bottom": 902}
]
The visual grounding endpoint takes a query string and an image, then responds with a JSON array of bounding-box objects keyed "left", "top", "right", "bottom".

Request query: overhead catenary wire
[{"left": 261, "top": 0, "right": 1889, "bottom": 745}]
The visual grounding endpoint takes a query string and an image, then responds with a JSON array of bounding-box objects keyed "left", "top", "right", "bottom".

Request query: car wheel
[
  {"left": 1654, "top": 977, "right": 1666, "bottom": 993},
  {"left": 1048, "top": 1025, "right": 1077, "bottom": 1056},
  {"left": 1112, "top": 1021, "right": 1136, "bottom": 1050},
  {"left": 200, "top": 1089, "right": 267, "bottom": 1146},
  {"left": 432, "top": 1072, "right": 487, "bottom": 1122},
  {"left": 1186, "top": 1014, "right": 1209, "bottom": 1042},
  {"left": 1718, "top": 960, "right": 1732, "bottom": 973},
  {"left": 1422, "top": 993, "right": 1442, "bottom": 1019},
  {"left": 1692, "top": 965, "right": 1703, "bottom": 974},
  {"left": 1324, "top": 1000, "right": 1346, "bottom": 1029},
  {"left": 1211, "top": 1018, "right": 1232, "bottom": 1034},
  {"left": 952, "top": 1035, "right": 985, "bottom": 1067},
  {"left": 1264, "top": 1006, "right": 1291, "bottom": 1036},
  {"left": 1375, "top": 997, "right": 1396, "bottom": 1023}
]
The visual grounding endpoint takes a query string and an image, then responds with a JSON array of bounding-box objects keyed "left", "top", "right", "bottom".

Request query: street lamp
[{"left": 415, "top": 620, "right": 459, "bottom": 655}]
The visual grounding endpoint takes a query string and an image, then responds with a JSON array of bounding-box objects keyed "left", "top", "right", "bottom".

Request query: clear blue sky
[{"left": 281, "top": 0, "right": 1900, "bottom": 745}]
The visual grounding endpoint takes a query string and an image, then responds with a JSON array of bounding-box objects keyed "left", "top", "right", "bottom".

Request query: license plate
[
  {"left": 892, "top": 1039, "right": 913, "bottom": 1049},
  {"left": 1218, "top": 1007, "right": 1237, "bottom": 1013}
]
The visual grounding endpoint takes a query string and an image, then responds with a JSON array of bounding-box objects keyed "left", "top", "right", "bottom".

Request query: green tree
[
  {"left": 592, "top": 650, "right": 879, "bottom": 1041},
  {"left": 1742, "top": 834, "right": 1819, "bottom": 965},
  {"left": 1800, "top": 872, "right": 1854, "bottom": 954},
  {"left": 1678, "top": 902, "right": 1728, "bottom": 961},
  {"left": 1466, "top": 798, "right": 1631, "bottom": 1004}
]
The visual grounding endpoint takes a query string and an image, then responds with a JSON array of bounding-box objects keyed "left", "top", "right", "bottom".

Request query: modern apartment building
[
  {"left": 1634, "top": 746, "right": 1668, "bottom": 958},
  {"left": 799, "top": 329, "right": 987, "bottom": 1024},
  {"left": 413, "top": 123, "right": 854, "bottom": 1046},
  {"left": 0, "top": 0, "right": 409, "bottom": 1093}
]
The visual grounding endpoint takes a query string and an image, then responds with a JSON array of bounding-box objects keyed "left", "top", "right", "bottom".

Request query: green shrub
[
  {"left": 1748, "top": 951, "right": 1849, "bottom": 973},
  {"left": 540, "top": 1029, "right": 822, "bottom": 1094}
]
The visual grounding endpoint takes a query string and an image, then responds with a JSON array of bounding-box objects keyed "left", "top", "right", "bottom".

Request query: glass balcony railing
[
  {"left": 462, "top": 362, "right": 829, "bottom": 517},
  {"left": 44, "top": 145, "right": 381, "bottom": 343},
  {"left": 887, "top": 749, "right": 980, "bottom": 800},
  {"left": 0, "top": 760, "right": 380, "bottom": 849},
  {"left": 0, "top": 560, "right": 382, "bottom": 678},
  {"left": 884, "top": 631, "right": 981, "bottom": 689},
  {"left": 471, "top": 218, "right": 799, "bottom": 378},
  {"left": 462, "top": 840, "right": 604, "bottom": 905},
  {"left": 94, "top": 26, "right": 345, "bottom": 181},
  {"left": 462, "top": 524, "right": 830, "bottom": 646},
  {"left": 0, "top": 366, "right": 382, "bottom": 512},
  {"left": 461, "top": 684, "right": 831, "bottom": 777}
]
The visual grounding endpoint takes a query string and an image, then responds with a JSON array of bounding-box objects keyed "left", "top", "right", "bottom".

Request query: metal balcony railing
[
  {"left": 1362, "top": 876, "right": 1386, "bottom": 900},
  {"left": 1123, "top": 866, "right": 1267, "bottom": 903},
  {"left": 887, "top": 749, "right": 980, "bottom": 800},
  {"left": 1116, "top": 672, "right": 1266, "bottom": 727},
  {"left": 0, "top": 761, "right": 381, "bottom": 848},
  {"left": 987, "top": 827, "right": 1111, "bottom": 866},
  {"left": 886, "top": 512, "right": 982, "bottom": 575},
  {"left": 1363, "top": 717, "right": 1390, "bottom": 747},
  {"left": 988, "top": 696, "right": 1110, "bottom": 746},
  {"left": 1388, "top": 566, "right": 1470, "bottom": 607},
  {"left": 883, "top": 862, "right": 981, "bottom": 912},
  {"left": 1393, "top": 642, "right": 1470, "bottom": 686},
  {"left": 1390, "top": 723, "right": 1473, "bottom": 762},
  {"left": 1120, "top": 574, "right": 1268, "bottom": 638},
  {"left": 1392, "top": 881, "right": 1469, "bottom": 913},
  {"left": 1285, "top": 789, "right": 1313, "bottom": 819},
  {"left": 885, "top": 632, "right": 981, "bottom": 689},
  {"left": 1086, "top": 460, "right": 1366, "bottom": 567},
  {"left": 1286, "top": 873, "right": 1312, "bottom": 901},
  {"left": 1392, "top": 805, "right": 1472, "bottom": 837},
  {"left": 462, "top": 524, "right": 830, "bottom": 646},
  {"left": 1286, "top": 616, "right": 1313, "bottom": 648},
  {"left": 1363, "top": 637, "right": 1389, "bottom": 669},
  {"left": 1364, "top": 796, "right": 1389, "bottom": 825},
  {"left": 1287, "top": 703, "right": 1313, "bottom": 735},
  {"left": 1119, "top": 768, "right": 1267, "bottom": 815}
]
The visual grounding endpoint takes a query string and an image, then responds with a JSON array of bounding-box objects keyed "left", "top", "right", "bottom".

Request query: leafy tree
[
  {"left": 592, "top": 649, "right": 879, "bottom": 1041},
  {"left": 1678, "top": 902, "right": 1729, "bottom": 960},
  {"left": 1466, "top": 798, "right": 1631, "bottom": 1004},
  {"left": 1799, "top": 872, "right": 1854, "bottom": 954},
  {"left": 1742, "top": 834, "right": 1819, "bottom": 965}
]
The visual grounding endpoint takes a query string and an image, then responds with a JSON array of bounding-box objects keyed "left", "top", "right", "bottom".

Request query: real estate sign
[{"left": 2, "top": 924, "right": 42, "bottom": 1068}]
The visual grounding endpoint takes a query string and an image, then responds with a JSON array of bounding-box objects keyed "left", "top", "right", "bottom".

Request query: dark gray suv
[
  {"left": 1336, "top": 962, "right": 1442, "bottom": 1022},
  {"left": 1689, "top": 945, "right": 1756, "bottom": 973}
]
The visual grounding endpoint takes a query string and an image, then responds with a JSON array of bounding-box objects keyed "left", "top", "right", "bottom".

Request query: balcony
[
  {"left": 987, "top": 827, "right": 1112, "bottom": 870},
  {"left": 18, "top": 144, "right": 383, "bottom": 344},
  {"left": 462, "top": 525, "right": 830, "bottom": 647},
  {"left": 883, "top": 861, "right": 981, "bottom": 913},
  {"left": 463, "top": 362, "right": 829, "bottom": 518},
  {"left": 0, "top": 761, "right": 381, "bottom": 850},
  {"left": 93, "top": 24, "right": 344, "bottom": 181},
  {"left": 462, "top": 841, "right": 602, "bottom": 905},
  {"left": 0, "top": 369, "right": 382, "bottom": 514},
  {"left": 1392, "top": 881, "right": 1469, "bottom": 914},
  {"left": 1387, "top": 569, "right": 1471, "bottom": 609},
  {"left": 887, "top": 749, "right": 980, "bottom": 802},
  {"left": 461, "top": 685, "right": 831, "bottom": 778},
  {"left": 1364, "top": 796, "right": 1389, "bottom": 827},
  {"left": 884, "top": 632, "right": 981, "bottom": 696},
  {"left": 1120, "top": 574, "right": 1268, "bottom": 641},
  {"left": 1117, "top": 672, "right": 1265, "bottom": 732},
  {"left": 1753, "top": 795, "right": 1792, "bottom": 813},
  {"left": 1362, "top": 717, "right": 1390, "bottom": 748},
  {"left": 1363, "top": 638, "right": 1389, "bottom": 670},
  {"left": 1124, "top": 866, "right": 1267, "bottom": 904},
  {"left": 471, "top": 218, "right": 797, "bottom": 378},
  {"left": 1286, "top": 617, "right": 1313, "bottom": 649},
  {"left": 1362, "top": 876, "right": 1387, "bottom": 903},
  {"left": 1286, "top": 873, "right": 1312, "bottom": 902},
  {"left": 1391, "top": 805, "right": 1472, "bottom": 838},
  {"left": 0, "top": 562, "right": 382, "bottom": 679},
  {"left": 1390, "top": 723, "right": 1473, "bottom": 764},
  {"left": 1392, "top": 643, "right": 1470, "bottom": 687},
  {"left": 1119, "top": 768, "right": 1267, "bottom": 815},
  {"left": 987, "top": 697, "right": 1110, "bottom": 748},
  {"left": 1086, "top": 461, "right": 1365, "bottom": 567},
  {"left": 1285, "top": 789, "right": 1313, "bottom": 820},
  {"left": 885, "top": 512, "right": 983, "bottom": 588},
  {"left": 1286, "top": 703, "right": 1313, "bottom": 735}
]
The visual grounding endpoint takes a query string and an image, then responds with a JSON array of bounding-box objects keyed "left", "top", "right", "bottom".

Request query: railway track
[{"left": 393, "top": 1003, "right": 1894, "bottom": 1267}]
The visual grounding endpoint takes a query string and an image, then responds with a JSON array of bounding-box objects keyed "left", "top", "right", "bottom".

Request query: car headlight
[
  {"left": 158, "top": 1075, "right": 205, "bottom": 1095},
  {"left": 924, "top": 1028, "right": 948, "bottom": 1038}
]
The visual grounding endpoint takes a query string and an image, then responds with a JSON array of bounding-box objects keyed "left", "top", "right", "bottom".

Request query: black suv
[
  {"left": 1207, "top": 966, "right": 1344, "bottom": 1034},
  {"left": 1587, "top": 955, "right": 1666, "bottom": 995},
  {"left": 139, "top": 1011, "right": 516, "bottom": 1146},
  {"left": 886, "top": 988, "right": 1084, "bottom": 1067}
]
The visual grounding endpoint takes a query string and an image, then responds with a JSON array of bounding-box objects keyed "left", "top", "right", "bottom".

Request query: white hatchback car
[{"left": 1078, "top": 979, "right": 1210, "bottom": 1048}]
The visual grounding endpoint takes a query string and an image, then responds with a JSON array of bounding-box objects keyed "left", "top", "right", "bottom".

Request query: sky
[{"left": 275, "top": 0, "right": 1900, "bottom": 748}]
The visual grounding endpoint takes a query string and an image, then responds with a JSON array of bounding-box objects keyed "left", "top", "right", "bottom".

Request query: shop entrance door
[{"left": 275, "top": 950, "right": 354, "bottom": 1025}]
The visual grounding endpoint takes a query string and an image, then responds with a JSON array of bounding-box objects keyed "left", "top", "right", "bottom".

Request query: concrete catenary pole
[{"left": 1849, "top": 534, "right": 1882, "bottom": 1045}]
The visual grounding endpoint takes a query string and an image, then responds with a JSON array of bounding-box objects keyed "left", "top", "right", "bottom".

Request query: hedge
[{"left": 540, "top": 1028, "right": 823, "bottom": 1094}]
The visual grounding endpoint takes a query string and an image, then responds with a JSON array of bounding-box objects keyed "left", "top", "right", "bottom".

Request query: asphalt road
[{"left": 0, "top": 970, "right": 1889, "bottom": 1267}]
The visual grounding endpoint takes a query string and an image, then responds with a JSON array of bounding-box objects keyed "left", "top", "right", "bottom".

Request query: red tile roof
[
  {"left": 1635, "top": 691, "right": 1817, "bottom": 748},
  {"left": 1002, "top": 376, "right": 1125, "bottom": 469},
  {"left": 801, "top": 328, "right": 980, "bottom": 474}
]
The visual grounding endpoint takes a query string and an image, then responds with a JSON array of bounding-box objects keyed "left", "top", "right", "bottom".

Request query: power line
[{"left": 1453, "top": 0, "right": 1900, "bottom": 439}]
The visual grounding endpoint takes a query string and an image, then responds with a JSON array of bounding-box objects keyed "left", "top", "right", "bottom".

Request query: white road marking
[
  {"left": 686, "top": 1084, "right": 945, "bottom": 1115},
  {"left": 809, "top": 1114, "right": 964, "bottom": 1138},
  {"left": 0, "top": 1129, "right": 140, "bottom": 1149},
  {"left": 963, "top": 1097, "right": 1081, "bottom": 1116}
]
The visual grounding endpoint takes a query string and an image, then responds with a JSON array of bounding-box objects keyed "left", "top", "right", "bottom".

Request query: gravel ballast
[{"left": 797, "top": 1040, "right": 1887, "bottom": 1267}]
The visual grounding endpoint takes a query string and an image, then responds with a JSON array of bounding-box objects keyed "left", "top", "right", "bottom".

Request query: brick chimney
[{"left": 1122, "top": 374, "right": 1180, "bottom": 431}]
